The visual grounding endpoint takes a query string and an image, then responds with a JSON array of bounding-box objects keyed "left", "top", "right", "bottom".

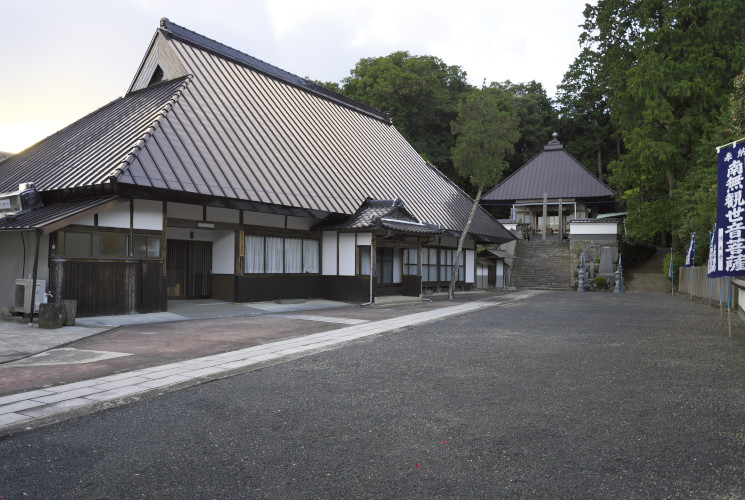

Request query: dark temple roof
[
  {"left": 0, "top": 19, "right": 513, "bottom": 243},
  {"left": 483, "top": 134, "right": 615, "bottom": 203},
  {"left": 316, "top": 198, "right": 444, "bottom": 235}
]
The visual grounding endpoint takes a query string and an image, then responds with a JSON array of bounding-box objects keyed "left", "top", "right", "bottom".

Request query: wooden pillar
[
  {"left": 418, "top": 239, "right": 423, "bottom": 297},
  {"left": 542, "top": 193, "right": 548, "bottom": 241},
  {"left": 558, "top": 198, "right": 563, "bottom": 240}
]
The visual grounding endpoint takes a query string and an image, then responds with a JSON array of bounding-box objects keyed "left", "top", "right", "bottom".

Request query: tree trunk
[{"left": 449, "top": 185, "right": 483, "bottom": 299}]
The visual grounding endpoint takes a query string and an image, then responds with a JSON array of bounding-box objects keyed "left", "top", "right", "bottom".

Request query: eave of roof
[
  {"left": 0, "top": 197, "right": 119, "bottom": 233},
  {"left": 0, "top": 77, "right": 190, "bottom": 194}
]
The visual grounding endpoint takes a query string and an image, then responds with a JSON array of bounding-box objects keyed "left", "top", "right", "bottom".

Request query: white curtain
[
  {"left": 245, "top": 235, "right": 264, "bottom": 273},
  {"left": 303, "top": 239, "right": 320, "bottom": 273},
  {"left": 266, "top": 236, "right": 284, "bottom": 273},
  {"left": 285, "top": 238, "right": 302, "bottom": 273}
]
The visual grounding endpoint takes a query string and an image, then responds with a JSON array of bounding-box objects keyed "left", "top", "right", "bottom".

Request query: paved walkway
[{"left": 0, "top": 290, "right": 541, "bottom": 435}]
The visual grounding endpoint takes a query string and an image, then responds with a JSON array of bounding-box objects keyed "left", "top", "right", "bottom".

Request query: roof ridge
[
  {"left": 483, "top": 141, "right": 615, "bottom": 200},
  {"left": 158, "top": 18, "right": 391, "bottom": 125},
  {"left": 108, "top": 75, "right": 193, "bottom": 181},
  {"left": 423, "top": 161, "right": 507, "bottom": 239}
]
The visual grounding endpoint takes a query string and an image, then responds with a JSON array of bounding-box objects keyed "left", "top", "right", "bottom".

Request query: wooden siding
[
  {"left": 50, "top": 259, "right": 166, "bottom": 317},
  {"left": 402, "top": 275, "right": 421, "bottom": 297},
  {"left": 234, "top": 275, "right": 369, "bottom": 303},
  {"left": 212, "top": 274, "right": 235, "bottom": 302}
]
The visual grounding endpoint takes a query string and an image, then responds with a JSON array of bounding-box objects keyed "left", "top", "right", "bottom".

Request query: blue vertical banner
[
  {"left": 685, "top": 233, "right": 696, "bottom": 267},
  {"left": 709, "top": 142, "right": 745, "bottom": 278},
  {"left": 708, "top": 229, "right": 717, "bottom": 275}
]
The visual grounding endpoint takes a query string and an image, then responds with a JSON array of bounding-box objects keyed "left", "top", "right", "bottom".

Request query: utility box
[{"left": 14, "top": 279, "right": 46, "bottom": 314}]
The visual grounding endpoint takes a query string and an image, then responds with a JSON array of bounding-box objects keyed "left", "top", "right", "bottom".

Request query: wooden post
[
  {"left": 28, "top": 230, "right": 43, "bottom": 325},
  {"left": 542, "top": 193, "right": 548, "bottom": 241}
]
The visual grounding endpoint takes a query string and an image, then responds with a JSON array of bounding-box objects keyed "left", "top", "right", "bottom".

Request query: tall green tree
[
  {"left": 490, "top": 81, "right": 558, "bottom": 175},
  {"left": 340, "top": 51, "right": 473, "bottom": 187},
  {"left": 580, "top": 0, "right": 745, "bottom": 249},
  {"left": 448, "top": 86, "right": 520, "bottom": 298},
  {"left": 555, "top": 47, "right": 616, "bottom": 180}
]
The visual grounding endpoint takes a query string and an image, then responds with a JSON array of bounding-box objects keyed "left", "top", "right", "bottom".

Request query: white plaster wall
[
  {"left": 0, "top": 233, "right": 49, "bottom": 310},
  {"left": 168, "top": 202, "right": 203, "bottom": 221},
  {"left": 98, "top": 200, "right": 131, "bottom": 228},
  {"left": 356, "top": 233, "right": 372, "bottom": 246},
  {"left": 133, "top": 200, "right": 163, "bottom": 230},
  {"left": 569, "top": 222, "right": 620, "bottom": 235},
  {"left": 287, "top": 216, "right": 319, "bottom": 230},
  {"left": 322, "top": 231, "right": 338, "bottom": 275},
  {"left": 244, "top": 211, "right": 284, "bottom": 228},
  {"left": 206, "top": 206, "right": 239, "bottom": 223},
  {"left": 466, "top": 249, "right": 475, "bottom": 283},
  {"left": 75, "top": 215, "right": 96, "bottom": 226},
  {"left": 212, "top": 230, "right": 235, "bottom": 274},
  {"left": 338, "top": 233, "right": 355, "bottom": 276}
]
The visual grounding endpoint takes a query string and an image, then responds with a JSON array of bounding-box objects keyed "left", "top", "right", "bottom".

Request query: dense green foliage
[
  {"left": 339, "top": 51, "right": 471, "bottom": 185},
  {"left": 337, "top": 53, "right": 557, "bottom": 194},
  {"left": 320, "top": 1, "right": 745, "bottom": 265},
  {"left": 451, "top": 87, "right": 521, "bottom": 190},
  {"left": 571, "top": 0, "right": 745, "bottom": 254},
  {"left": 489, "top": 81, "right": 558, "bottom": 175},
  {"left": 447, "top": 86, "right": 520, "bottom": 297}
]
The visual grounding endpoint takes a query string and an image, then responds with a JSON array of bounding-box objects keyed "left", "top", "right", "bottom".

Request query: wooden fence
[{"left": 676, "top": 265, "right": 740, "bottom": 311}]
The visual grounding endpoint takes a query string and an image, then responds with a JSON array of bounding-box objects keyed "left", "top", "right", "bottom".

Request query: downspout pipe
[{"left": 27, "top": 229, "right": 43, "bottom": 326}]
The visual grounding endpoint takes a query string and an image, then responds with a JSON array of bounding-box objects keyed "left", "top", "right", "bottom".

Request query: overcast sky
[{"left": 0, "top": 0, "right": 590, "bottom": 154}]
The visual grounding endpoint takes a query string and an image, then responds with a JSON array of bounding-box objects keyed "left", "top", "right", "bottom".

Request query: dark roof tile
[{"left": 484, "top": 135, "right": 615, "bottom": 202}]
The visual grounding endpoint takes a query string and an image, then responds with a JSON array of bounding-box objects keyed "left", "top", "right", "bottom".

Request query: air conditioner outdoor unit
[{"left": 14, "top": 279, "right": 46, "bottom": 314}]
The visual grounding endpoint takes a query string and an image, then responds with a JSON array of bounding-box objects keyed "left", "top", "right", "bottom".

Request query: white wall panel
[
  {"left": 286, "top": 216, "right": 318, "bottom": 230},
  {"left": 322, "top": 231, "right": 338, "bottom": 275},
  {"left": 98, "top": 200, "right": 130, "bottom": 228},
  {"left": 168, "top": 202, "right": 203, "bottom": 221},
  {"left": 338, "top": 233, "right": 355, "bottom": 276},
  {"left": 207, "top": 206, "right": 239, "bottom": 223},
  {"left": 244, "top": 211, "right": 284, "bottom": 228},
  {"left": 356, "top": 233, "right": 372, "bottom": 246},
  {"left": 133, "top": 200, "right": 163, "bottom": 230},
  {"left": 212, "top": 230, "right": 235, "bottom": 274}
]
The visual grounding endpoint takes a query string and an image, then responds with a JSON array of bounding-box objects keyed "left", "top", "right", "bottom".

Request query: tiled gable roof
[
  {"left": 483, "top": 135, "right": 615, "bottom": 202},
  {"left": 315, "top": 198, "right": 443, "bottom": 235},
  {"left": 0, "top": 78, "right": 189, "bottom": 194},
  {"left": 0, "top": 19, "right": 513, "bottom": 243}
]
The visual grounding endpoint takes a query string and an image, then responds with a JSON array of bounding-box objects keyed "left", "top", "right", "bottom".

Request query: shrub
[
  {"left": 662, "top": 252, "right": 686, "bottom": 281},
  {"left": 594, "top": 276, "right": 608, "bottom": 288}
]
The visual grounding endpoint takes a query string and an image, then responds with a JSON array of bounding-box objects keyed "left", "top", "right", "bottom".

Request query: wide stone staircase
[{"left": 510, "top": 240, "right": 573, "bottom": 290}]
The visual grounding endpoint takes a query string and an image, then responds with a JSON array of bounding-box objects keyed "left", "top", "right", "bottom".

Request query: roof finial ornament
[{"left": 545, "top": 131, "right": 563, "bottom": 150}]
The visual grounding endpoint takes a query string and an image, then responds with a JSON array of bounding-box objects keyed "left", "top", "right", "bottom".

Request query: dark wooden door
[{"left": 167, "top": 240, "right": 212, "bottom": 299}]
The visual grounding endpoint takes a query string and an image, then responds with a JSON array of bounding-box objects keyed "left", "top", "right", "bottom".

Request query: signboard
[{"left": 710, "top": 142, "right": 745, "bottom": 277}]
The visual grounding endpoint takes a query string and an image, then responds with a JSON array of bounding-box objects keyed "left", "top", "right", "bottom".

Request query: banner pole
[{"left": 720, "top": 278, "right": 724, "bottom": 318}]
